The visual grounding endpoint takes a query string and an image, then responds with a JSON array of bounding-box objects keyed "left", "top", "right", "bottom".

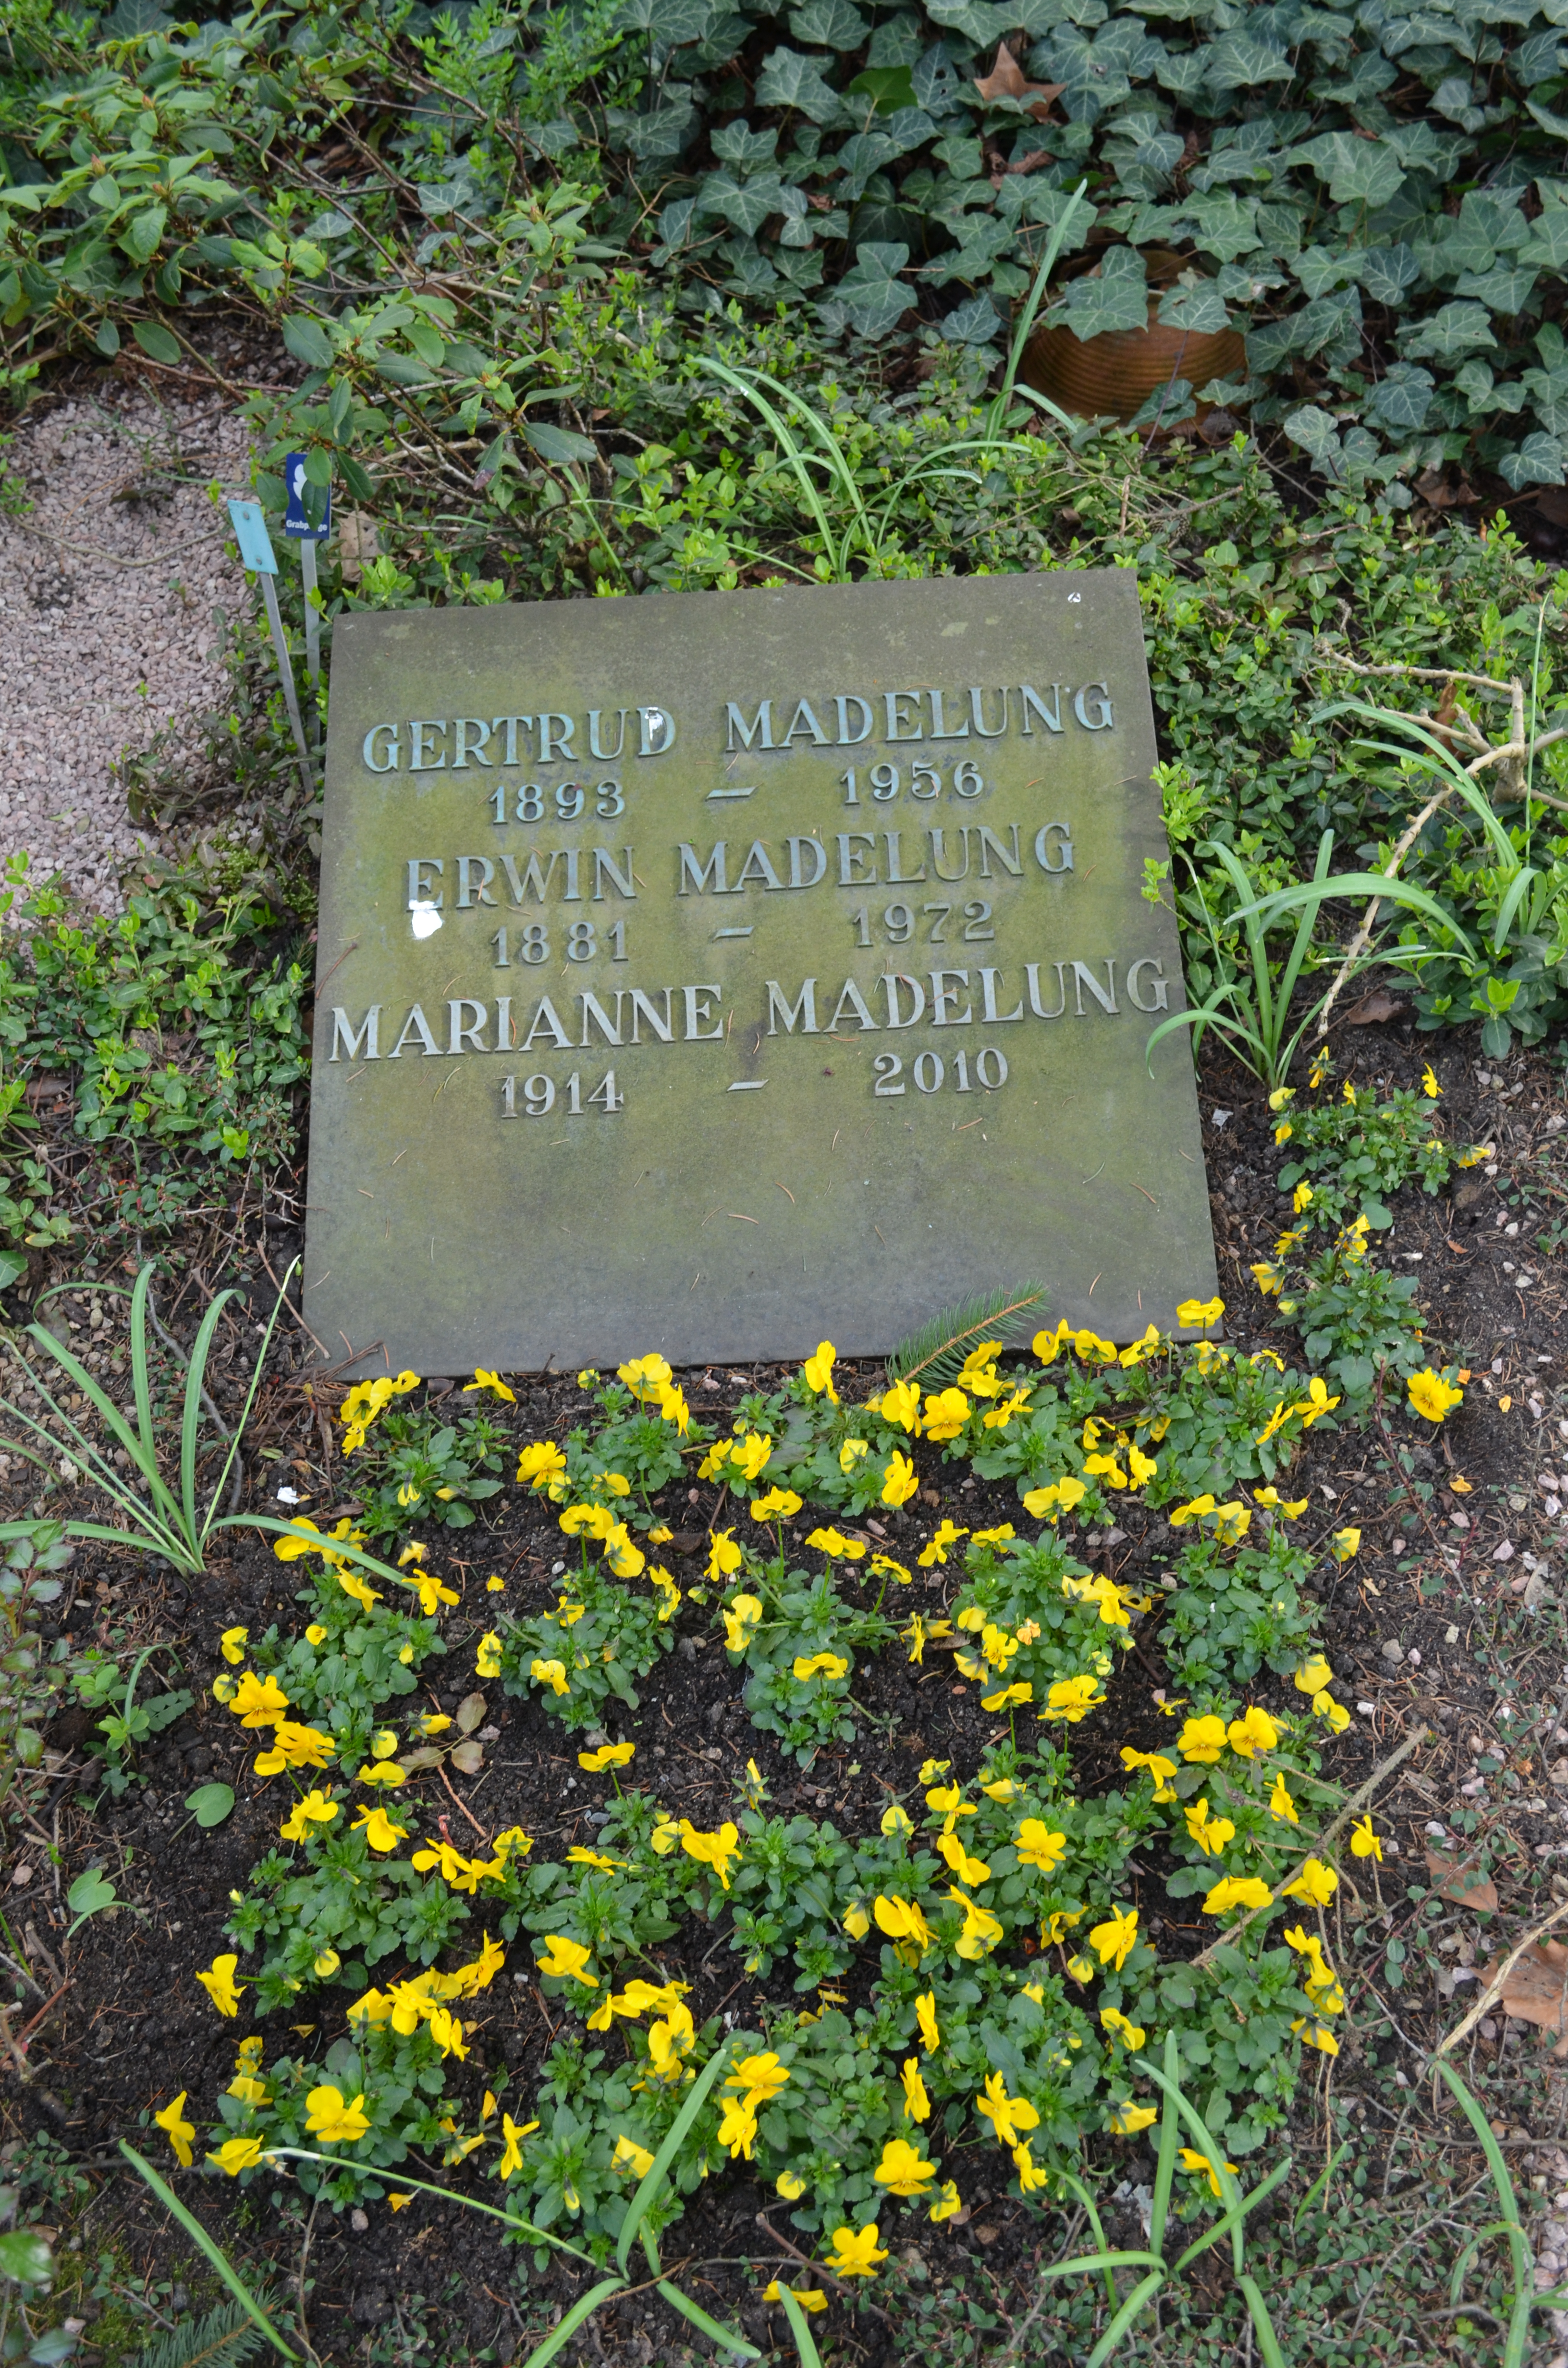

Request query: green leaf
[
  {"left": 66, "top": 1868, "right": 118, "bottom": 1919},
  {"left": 1156, "top": 279, "right": 1230, "bottom": 333},
  {"left": 0, "top": 2232, "right": 51, "bottom": 2289},
  {"left": 844, "top": 63, "right": 916, "bottom": 111},
  {"left": 131, "top": 320, "right": 181, "bottom": 365},
  {"left": 281, "top": 313, "right": 335, "bottom": 370},
  {"left": 755, "top": 45, "right": 848, "bottom": 124},
  {"left": 187, "top": 1781, "right": 235, "bottom": 1828},
  {"left": 1054, "top": 246, "right": 1150, "bottom": 339},
  {"left": 1398, "top": 301, "right": 1496, "bottom": 362},
  {"left": 1359, "top": 243, "right": 1420, "bottom": 305},
  {"left": 122, "top": 203, "right": 168, "bottom": 265},
  {"left": 0, "top": 1249, "right": 26, "bottom": 1289},
  {"left": 1499, "top": 432, "right": 1566, "bottom": 489},
  {"left": 1292, "top": 131, "right": 1405, "bottom": 206},
  {"left": 93, "top": 319, "right": 121, "bottom": 358},
  {"left": 819, "top": 241, "right": 913, "bottom": 339},
  {"left": 522, "top": 420, "right": 599, "bottom": 465},
  {"left": 789, "top": 0, "right": 866, "bottom": 48}
]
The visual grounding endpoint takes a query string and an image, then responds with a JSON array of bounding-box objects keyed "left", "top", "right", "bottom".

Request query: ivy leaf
[
  {"left": 1499, "top": 432, "right": 1567, "bottom": 489},
  {"left": 1284, "top": 403, "right": 1343, "bottom": 469},
  {"left": 1527, "top": 95, "right": 1568, "bottom": 138},
  {"left": 1188, "top": 193, "right": 1261, "bottom": 263},
  {"left": 1359, "top": 243, "right": 1420, "bottom": 306},
  {"left": 1292, "top": 131, "right": 1406, "bottom": 207},
  {"left": 818, "top": 240, "right": 912, "bottom": 337},
  {"left": 1397, "top": 299, "right": 1496, "bottom": 361},
  {"left": 282, "top": 312, "right": 335, "bottom": 368},
  {"left": 698, "top": 170, "right": 785, "bottom": 234},
  {"left": 1053, "top": 245, "right": 1150, "bottom": 338},
  {"left": 1523, "top": 362, "right": 1568, "bottom": 436},
  {"left": 756, "top": 45, "right": 849, "bottom": 125},
  {"left": 789, "top": 0, "right": 867, "bottom": 49},
  {"left": 925, "top": 0, "right": 1021, "bottom": 46},
  {"left": 1365, "top": 362, "right": 1434, "bottom": 433},
  {"left": 1454, "top": 264, "right": 1538, "bottom": 314},
  {"left": 845, "top": 63, "right": 917, "bottom": 111},
  {"left": 710, "top": 119, "right": 779, "bottom": 166},
  {"left": 1203, "top": 30, "right": 1293, "bottom": 87},
  {"left": 941, "top": 291, "right": 1004, "bottom": 342},
  {"left": 1522, "top": 206, "right": 1568, "bottom": 269},
  {"left": 1156, "top": 278, "right": 1230, "bottom": 333}
]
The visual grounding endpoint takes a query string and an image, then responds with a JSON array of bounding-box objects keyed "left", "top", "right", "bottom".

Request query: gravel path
[{"left": 0, "top": 389, "right": 252, "bottom": 912}]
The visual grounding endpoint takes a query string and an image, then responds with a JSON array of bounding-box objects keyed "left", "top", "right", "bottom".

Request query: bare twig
[{"left": 1431, "top": 1894, "right": 1568, "bottom": 2061}]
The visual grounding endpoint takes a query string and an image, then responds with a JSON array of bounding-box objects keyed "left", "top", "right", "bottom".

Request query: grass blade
[
  {"left": 117, "top": 2144, "right": 298, "bottom": 2360},
  {"left": 1084, "top": 2268, "right": 1163, "bottom": 2368},
  {"left": 775, "top": 2286, "right": 824, "bottom": 2368},
  {"left": 1170, "top": 2156, "right": 1293, "bottom": 2276},
  {"left": 129, "top": 1264, "right": 159, "bottom": 1474},
  {"left": 655, "top": 2280, "right": 761, "bottom": 2360},
  {"left": 1236, "top": 2273, "right": 1289, "bottom": 2368},
  {"left": 259, "top": 2149, "right": 599, "bottom": 2261},
  {"left": 616, "top": 2035, "right": 734, "bottom": 2276},
  {"left": 180, "top": 1291, "right": 235, "bottom": 1549},
  {"left": 1148, "top": 2030, "right": 1182, "bottom": 2255},
  {"left": 1429, "top": 2060, "right": 1536, "bottom": 2368},
  {"left": 199, "top": 1261, "right": 298, "bottom": 1552},
  {"left": 519, "top": 2278, "right": 625, "bottom": 2368},
  {"left": 886, "top": 1283, "right": 1046, "bottom": 1388}
]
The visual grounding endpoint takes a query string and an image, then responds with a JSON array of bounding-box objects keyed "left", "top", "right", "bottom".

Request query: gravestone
[{"left": 304, "top": 570, "right": 1217, "bottom": 1372}]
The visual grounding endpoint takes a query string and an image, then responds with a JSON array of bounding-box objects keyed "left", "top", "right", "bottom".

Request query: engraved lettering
[
  {"left": 929, "top": 968, "right": 973, "bottom": 1026},
  {"left": 827, "top": 978, "right": 879, "bottom": 1032},
  {"left": 980, "top": 968, "right": 1024, "bottom": 1023},
  {"left": 330, "top": 1006, "right": 380, "bottom": 1061},
  {"left": 1126, "top": 957, "right": 1170, "bottom": 1012},
  {"left": 883, "top": 830, "right": 927, "bottom": 884},
  {"left": 363, "top": 724, "right": 400, "bottom": 772},
  {"left": 735, "top": 840, "right": 785, "bottom": 892},
  {"left": 588, "top": 708, "right": 628, "bottom": 760},
  {"left": 638, "top": 705, "right": 674, "bottom": 756},
  {"left": 448, "top": 998, "right": 489, "bottom": 1054},
  {"left": 880, "top": 973, "right": 926, "bottom": 1028},
  {"left": 592, "top": 847, "right": 637, "bottom": 901},
  {"left": 562, "top": 848, "right": 582, "bottom": 903},
  {"left": 1074, "top": 681, "right": 1114, "bottom": 731},
  {"left": 928, "top": 827, "right": 969, "bottom": 884},
  {"left": 492, "top": 715, "right": 535, "bottom": 765},
  {"left": 1072, "top": 959, "right": 1119, "bottom": 1015},
  {"left": 500, "top": 851, "right": 560, "bottom": 905},
  {"left": 968, "top": 688, "right": 1008, "bottom": 739},
  {"left": 1035, "top": 823, "right": 1074, "bottom": 873},
  {"left": 836, "top": 832, "right": 878, "bottom": 887},
  {"left": 1026, "top": 961, "right": 1067, "bottom": 1019},
  {"left": 884, "top": 691, "right": 924, "bottom": 742},
  {"left": 410, "top": 719, "right": 448, "bottom": 770},
  {"left": 835, "top": 693, "right": 873, "bottom": 746},
  {"left": 766, "top": 978, "right": 819, "bottom": 1035},
  {"left": 682, "top": 984, "right": 723, "bottom": 1041},
  {"left": 678, "top": 842, "right": 731, "bottom": 895},
  {"left": 1018, "top": 685, "right": 1065, "bottom": 736},
  {"left": 388, "top": 1004, "right": 441, "bottom": 1057},
  {"left": 457, "top": 856, "right": 497, "bottom": 909},
  {"left": 926, "top": 689, "right": 970, "bottom": 741},
  {"left": 407, "top": 857, "right": 443, "bottom": 909},
  {"left": 725, "top": 700, "right": 775, "bottom": 752},
  {"left": 787, "top": 836, "right": 828, "bottom": 889},
  {"left": 453, "top": 718, "right": 493, "bottom": 769},
  {"left": 523, "top": 996, "right": 573, "bottom": 1050},
  {"left": 975, "top": 825, "right": 1022, "bottom": 879},
  {"left": 537, "top": 712, "right": 576, "bottom": 763},
  {"left": 578, "top": 992, "right": 622, "bottom": 1048},
  {"left": 782, "top": 699, "right": 830, "bottom": 747},
  {"left": 622, "top": 988, "right": 674, "bottom": 1043}
]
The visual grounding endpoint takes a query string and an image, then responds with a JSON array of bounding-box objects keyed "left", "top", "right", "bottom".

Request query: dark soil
[{"left": 7, "top": 1012, "right": 1568, "bottom": 2362}]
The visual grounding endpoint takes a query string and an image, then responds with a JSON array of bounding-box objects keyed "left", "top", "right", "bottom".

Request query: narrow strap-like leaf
[
  {"left": 179, "top": 1289, "right": 236, "bottom": 1545},
  {"left": 776, "top": 2285, "right": 824, "bottom": 2368},
  {"left": 518, "top": 2278, "right": 624, "bottom": 2368},
  {"left": 655, "top": 2280, "right": 761, "bottom": 2360},
  {"left": 616, "top": 2035, "right": 734, "bottom": 2277},
  {"left": 1085, "top": 2269, "right": 1163, "bottom": 2368},
  {"left": 1237, "top": 2273, "right": 1289, "bottom": 2368},
  {"left": 118, "top": 2145, "right": 297, "bottom": 2360}
]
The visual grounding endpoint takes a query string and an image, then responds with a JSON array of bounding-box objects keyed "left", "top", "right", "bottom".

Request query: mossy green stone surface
[{"left": 305, "top": 572, "right": 1216, "bottom": 1370}]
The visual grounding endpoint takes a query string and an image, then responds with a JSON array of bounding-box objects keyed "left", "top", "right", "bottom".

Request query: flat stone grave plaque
[{"left": 305, "top": 570, "right": 1217, "bottom": 1371}]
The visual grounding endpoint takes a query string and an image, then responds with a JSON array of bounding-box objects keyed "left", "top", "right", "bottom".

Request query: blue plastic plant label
[
  {"left": 283, "top": 453, "right": 332, "bottom": 540},
  {"left": 227, "top": 498, "right": 278, "bottom": 576}
]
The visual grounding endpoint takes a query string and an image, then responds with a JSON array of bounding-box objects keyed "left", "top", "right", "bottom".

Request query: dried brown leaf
[
  {"left": 1343, "top": 988, "right": 1407, "bottom": 1025},
  {"left": 449, "top": 1739, "right": 485, "bottom": 1776},
  {"left": 1479, "top": 1938, "right": 1568, "bottom": 2053},
  {"left": 1425, "top": 1849, "right": 1499, "bottom": 1912},
  {"left": 972, "top": 42, "right": 1065, "bottom": 120},
  {"left": 456, "top": 1690, "right": 488, "bottom": 1735}
]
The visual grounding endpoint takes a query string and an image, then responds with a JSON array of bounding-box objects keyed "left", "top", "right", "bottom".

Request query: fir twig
[
  {"left": 885, "top": 1283, "right": 1047, "bottom": 1390},
  {"left": 128, "top": 2301, "right": 272, "bottom": 2368}
]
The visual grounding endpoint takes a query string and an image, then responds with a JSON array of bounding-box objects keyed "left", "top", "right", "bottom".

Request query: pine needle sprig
[
  {"left": 128, "top": 2302, "right": 273, "bottom": 2368},
  {"left": 885, "top": 1283, "right": 1047, "bottom": 1391}
]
